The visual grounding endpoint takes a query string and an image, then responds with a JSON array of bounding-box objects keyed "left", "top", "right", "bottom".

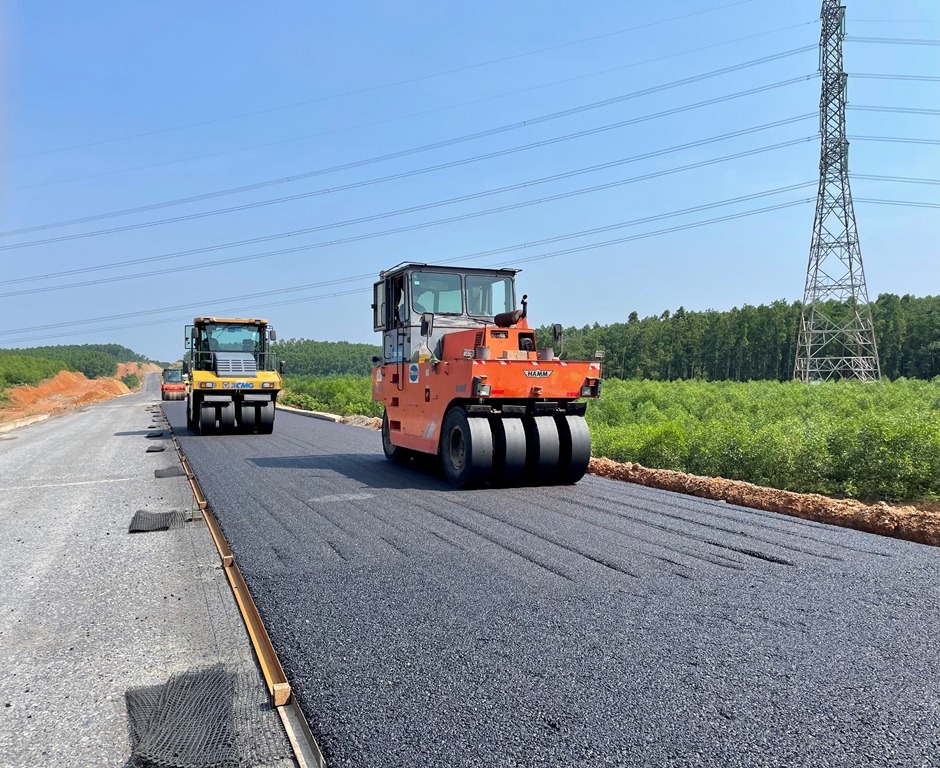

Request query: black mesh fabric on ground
[
  {"left": 125, "top": 665, "right": 293, "bottom": 768},
  {"left": 154, "top": 465, "right": 186, "bottom": 479},
  {"left": 126, "top": 665, "right": 238, "bottom": 768},
  {"left": 128, "top": 510, "right": 187, "bottom": 533}
]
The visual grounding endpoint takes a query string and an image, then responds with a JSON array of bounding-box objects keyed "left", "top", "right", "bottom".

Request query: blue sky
[{"left": 0, "top": 0, "right": 937, "bottom": 364}]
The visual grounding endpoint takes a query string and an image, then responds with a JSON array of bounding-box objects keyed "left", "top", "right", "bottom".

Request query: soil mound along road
[
  {"left": 590, "top": 457, "right": 940, "bottom": 549},
  {"left": 0, "top": 363, "right": 160, "bottom": 424}
]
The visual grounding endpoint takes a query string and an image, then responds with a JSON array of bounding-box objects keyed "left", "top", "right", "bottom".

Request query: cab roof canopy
[
  {"left": 192, "top": 317, "right": 269, "bottom": 325},
  {"left": 378, "top": 263, "right": 520, "bottom": 280}
]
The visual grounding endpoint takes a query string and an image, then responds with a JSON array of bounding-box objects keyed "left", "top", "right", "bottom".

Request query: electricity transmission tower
[{"left": 794, "top": 0, "right": 881, "bottom": 382}]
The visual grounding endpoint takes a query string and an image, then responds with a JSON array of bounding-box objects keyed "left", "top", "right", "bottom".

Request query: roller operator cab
[
  {"left": 371, "top": 263, "right": 602, "bottom": 488},
  {"left": 182, "top": 317, "right": 285, "bottom": 434},
  {"left": 160, "top": 367, "right": 186, "bottom": 401}
]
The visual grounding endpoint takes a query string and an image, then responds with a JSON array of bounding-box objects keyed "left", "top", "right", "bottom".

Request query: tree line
[
  {"left": 0, "top": 351, "right": 71, "bottom": 390},
  {"left": 536, "top": 293, "right": 940, "bottom": 381},
  {"left": 275, "top": 294, "right": 939, "bottom": 382},
  {"left": 4, "top": 294, "right": 937, "bottom": 390},
  {"left": 273, "top": 338, "right": 380, "bottom": 377},
  {"left": 6, "top": 344, "right": 152, "bottom": 381}
]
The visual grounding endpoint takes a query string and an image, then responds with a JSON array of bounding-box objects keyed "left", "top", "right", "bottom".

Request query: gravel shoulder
[{"left": 0, "top": 374, "right": 291, "bottom": 768}]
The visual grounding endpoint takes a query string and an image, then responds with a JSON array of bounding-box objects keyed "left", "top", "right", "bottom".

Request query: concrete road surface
[{"left": 0, "top": 375, "right": 291, "bottom": 768}]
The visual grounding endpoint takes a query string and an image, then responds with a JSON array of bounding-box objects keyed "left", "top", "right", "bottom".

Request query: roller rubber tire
[
  {"left": 440, "top": 407, "right": 493, "bottom": 488},
  {"left": 555, "top": 414, "right": 591, "bottom": 485},
  {"left": 186, "top": 396, "right": 197, "bottom": 430},
  {"left": 198, "top": 405, "right": 215, "bottom": 435},
  {"left": 258, "top": 401, "right": 275, "bottom": 434},
  {"left": 382, "top": 411, "right": 412, "bottom": 464},
  {"left": 240, "top": 403, "right": 257, "bottom": 433},
  {"left": 523, "top": 416, "right": 561, "bottom": 485},
  {"left": 218, "top": 402, "right": 236, "bottom": 432},
  {"left": 490, "top": 417, "right": 527, "bottom": 487}
]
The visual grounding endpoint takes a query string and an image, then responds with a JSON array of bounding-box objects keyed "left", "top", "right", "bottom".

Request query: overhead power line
[
  {"left": 4, "top": 193, "right": 933, "bottom": 345},
  {"left": 0, "top": 181, "right": 817, "bottom": 338},
  {"left": 0, "top": 47, "right": 816, "bottom": 242},
  {"left": 849, "top": 105, "right": 940, "bottom": 115},
  {"left": 853, "top": 73, "right": 940, "bottom": 82},
  {"left": 11, "top": 0, "right": 760, "bottom": 160},
  {"left": 847, "top": 36, "right": 940, "bottom": 46},
  {"left": 7, "top": 130, "right": 933, "bottom": 290},
  {"left": 851, "top": 135, "right": 940, "bottom": 145},
  {"left": 852, "top": 174, "right": 940, "bottom": 185},
  {"left": 0, "top": 113, "right": 815, "bottom": 254},
  {"left": 855, "top": 199, "right": 940, "bottom": 209},
  {"left": 12, "top": 20, "right": 817, "bottom": 192},
  {"left": 4, "top": 126, "right": 928, "bottom": 295},
  {"left": 0, "top": 135, "right": 816, "bottom": 300}
]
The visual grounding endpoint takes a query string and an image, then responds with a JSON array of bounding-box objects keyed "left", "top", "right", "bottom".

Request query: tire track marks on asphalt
[
  {"left": 405, "top": 495, "right": 577, "bottom": 582},
  {"left": 574, "top": 491, "right": 841, "bottom": 564},
  {"left": 516, "top": 492, "right": 746, "bottom": 573},
  {"left": 582, "top": 481, "right": 894, "bottom": 557},
  {"left": 440, "top": 492, "right": 643, "bottom": 582},
  {"left": 208, "top": 450, "right": 350, "bottom": 565}
]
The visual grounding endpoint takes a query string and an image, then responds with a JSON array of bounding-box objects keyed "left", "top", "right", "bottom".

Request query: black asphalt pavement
[{"left": 165, "top": 403, "right": 940, "bottom": 768}]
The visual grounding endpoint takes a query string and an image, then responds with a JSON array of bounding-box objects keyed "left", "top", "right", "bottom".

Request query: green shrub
[
  {"left": 586, "top": 378, "right": 940, "bottom": 503},
  {"left": 281, "top": 375, "right": 383, "bottom": 417},
  {"left": 0, "top": 351, "right": 71, "bottom": 390}
]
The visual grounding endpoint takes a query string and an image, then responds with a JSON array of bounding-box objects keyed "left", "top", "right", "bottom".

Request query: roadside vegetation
[
  {"left": 273, "top": 338, "right": 379, "bottom": 377},
  {"left": 281, "top": 375, "right": 382, "bottom": 417},
  {"left": 9, "top": 344, "right": 154, "bottom": 380},
  {"left": 589, "top": 378, "right": 940, "bottom": 503},
  {"left": 120, "top": 373, "right": 141, "bottom": 390},
  {"left": 0, "top": 350, "right": 72, "bottom": 389},
  {"left": 534, "top": 293, "right": 940, "bottom": 381}
]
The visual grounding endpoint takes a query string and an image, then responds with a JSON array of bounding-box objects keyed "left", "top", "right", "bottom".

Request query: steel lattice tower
[{"left": 794, "top": 0, "right": 881, "bottom": 382}]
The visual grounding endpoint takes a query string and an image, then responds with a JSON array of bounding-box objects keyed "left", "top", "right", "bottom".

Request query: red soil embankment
[
  {"left": 590, "top": 457, "right": 940, "bottom": 548},
  {"left": 0, "top": 363, "right": 161, "bottom": 425}
]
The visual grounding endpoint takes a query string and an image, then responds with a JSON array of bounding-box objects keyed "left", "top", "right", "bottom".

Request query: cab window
[
  {"left": 411, "top": 271, "right": 463, "bottom": 315},
  {"left": 204, "top": 324, "right": 261, "bottom": 353},
  {"left": 467, "top": 275, "right": 513, "bottom": 316}
]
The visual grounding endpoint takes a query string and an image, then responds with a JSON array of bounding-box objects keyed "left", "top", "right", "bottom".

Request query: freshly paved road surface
[{"left": 167, "top": 403, "right": 940, "bottom": 768}]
